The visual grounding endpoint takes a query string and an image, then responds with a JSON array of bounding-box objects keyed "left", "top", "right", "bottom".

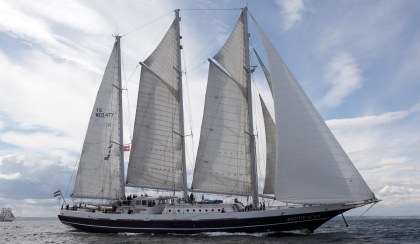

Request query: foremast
[
  {"left": 175, "top": 9, "right": 189, "bottom": 199},
  {"left": 242, "top": 7, "right": 259, "bottom": 208},
  {"left": 115, "top": 35, "right": 125, "bottom": 199}
]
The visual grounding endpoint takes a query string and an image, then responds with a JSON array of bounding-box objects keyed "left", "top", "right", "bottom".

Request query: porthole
[
  {"left": 212, "top": 209, "right": 214, "bottom": 212},
  {"left": 218, "top": 209, "right": 220, "bottom": 212},
  {"left": 205, "top": 209, "right": 208, "bottom": 212},
  {"left": 177, "top": 209, "right": 180, "bottom": 212},
  {"left": 199, "top": 209, "right": 201, "bottom": 212},
  {"left": 187, "top": 209, "right": 189, "bottom": 212},
  {"left": 169, "top": 210, "right": 171, "bottom": 212},
  {"left": 193, "top": 209, "right": 195, "bottom": 212}
]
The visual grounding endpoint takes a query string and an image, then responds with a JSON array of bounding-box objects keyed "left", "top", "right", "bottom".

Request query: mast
[
  {"left": 175, "top": 9, "right": 188, "bottom": 199},
  {"left": 116, "top": 35, "right": 125, "bottom": 199},
  {"left": 243, "top": 8, "right": 259, "bottom": 208}
]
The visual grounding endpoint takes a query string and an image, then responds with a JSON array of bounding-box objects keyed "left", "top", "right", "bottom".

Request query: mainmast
[
  {"left": 243, "top": 8, "right": 259, "bottom": 208},
  {"left": 116, "top": 35, "right": 126, "bottom": 199},
  {"left": 175, "top": 9, "right": 188, "bottom": 199}
]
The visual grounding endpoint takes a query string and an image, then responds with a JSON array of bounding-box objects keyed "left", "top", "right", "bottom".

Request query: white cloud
[
  {"left": 325, "top": 105, "right": 420, "bottom": 214},
  {"left": 0, "top": 50, "right": 96, "bottom": 150},
  {"left": 0, "top": 117, "right": 4, "bottom": 130},
  {"left": 18, "top": 0, "right": 110, "bottom": 35},
  {"left": 276, "top": 0, "right": 305, "bottom": 30},
  {"left": 378, "top": 184, "right": 420, "bottom": 205},
  {"left": 0, "top": 154, "right": 73, "bottom": 199},
  {"left": 0, "top": 172, "right": 21, "bottom": 180},
  {"left": 0, "top": 0, "right": 116, "bottom": 74},
  {"left": 0, "top": 0, "right": 58, "bottom": 45},
  {"left": 327, "top": 102, "right": 420, "bottom": 130},
  {"left": 323, "top": 52, "right": 362, "bottom": 107},
  {"left": 0, "top": 196, "right": 59, "bottom": 217},
  {"left": 0, "top": 132, "right": 78, "bottom": 162},
  {"left": 327, "top": 111, "right": 409, "bottom": 129},
  {"left": 211, "top": 19, "right": 230, "bottom": 46}
]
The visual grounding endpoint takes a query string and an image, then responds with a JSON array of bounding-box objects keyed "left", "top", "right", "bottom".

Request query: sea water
[{"left": 1, "top": 217, "right": 419, "bottom": 243}]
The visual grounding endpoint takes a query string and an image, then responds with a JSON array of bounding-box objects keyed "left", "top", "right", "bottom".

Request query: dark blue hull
[{"left": 58, "top": 209, "right": 348, "bottom": 234}]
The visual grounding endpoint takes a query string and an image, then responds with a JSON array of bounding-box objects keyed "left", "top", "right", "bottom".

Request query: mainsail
[
  {"left": 192, "top": 12, "right": 254, "bottom": 196},
  {"left": 72, "top": 37, "right": 124, "bottom": 199},
  {"left": 126, "top": 18, "right": 185, "bottom": 192},
  {"left": 252, "top": 17, "right": 374, "bottom": 204}
]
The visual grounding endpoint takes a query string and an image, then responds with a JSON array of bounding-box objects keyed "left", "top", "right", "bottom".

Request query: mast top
[{"left": 112, "top": 34, "right": 122, "bottom": 42}]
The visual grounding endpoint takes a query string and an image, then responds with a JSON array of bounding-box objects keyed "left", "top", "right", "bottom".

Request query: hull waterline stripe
[{"left": 60, "top": 216, "right": 331, "bottom": 231}]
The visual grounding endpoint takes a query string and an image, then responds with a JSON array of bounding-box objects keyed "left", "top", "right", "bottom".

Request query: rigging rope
[
  {"left": 121, "top": 59, "right": 139, "bottom": 143},
  {"left": 65, "top": 141, "right": 84, "bottom": 199},
  {"left": 121, "top": 7, "right": 243, "bottom": 38},
  {"left": 360, "top": 201, "right": 379, "bottom": 216},
  {"left": 181, "top": 43, "right": 196, "bottom": 181},
  {"left": 181, "top": 8, "right": 242, "bottom": 11},
  {"left": 122, "top": 10, "right": 174, "bottom": 37}
]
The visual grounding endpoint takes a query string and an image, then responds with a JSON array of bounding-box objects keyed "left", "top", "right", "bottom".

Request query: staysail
[
  {"left": 252, "top": 16, "right": 374, "bottom": 204},
  {"left": 192, "top": 12, "right": 253, "bottom": 196},
  {"left": 126, "top": 19, "right": 185, "bottom": 192},
  {"left": 72, "top": 37, "right": 124, "bottom": 199},
  {"left": 260, "top": 96, "right": 276, "bottom": 195}
]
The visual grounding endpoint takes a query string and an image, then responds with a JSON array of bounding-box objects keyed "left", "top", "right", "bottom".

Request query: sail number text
[
  {"left": 95, "top": 108, "right": 114, "bottom": 118},
  {"left": 96, "top": 112, "right": 114, "bottom": 117}
]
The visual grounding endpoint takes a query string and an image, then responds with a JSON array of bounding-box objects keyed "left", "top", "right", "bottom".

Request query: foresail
[
  {"left": 72, "top": 38, "right": 123, "bottom": 199},
  {"left": 260, "top": 96, "right": 276, "bottom": 195},
  {"left": 253, "top": 48, "right": 273, "bottom": 93},
  {"left": 192, "top": 12, "right": 253, "bottom": 196},
  {"left": 126, "top": 20, "right": 184, "bottom": 191},
  {"left": 252, "top": 17, "right": 374, "bottom": 204}
]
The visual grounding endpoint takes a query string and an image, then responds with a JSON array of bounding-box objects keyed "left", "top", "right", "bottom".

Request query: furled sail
[
  {"left": 252, "top": 16, "right": 375, "bottom": 204},
  {"left": 260, "top": 96, "right": 276, "bottom": 194},
  {"left": 72, "top": 38, "right": 124, "bottom": 199},
  {"left": 192, "top": 12, "right": 253, "bottom": 196},
  {"left": 126, "top": 20, "right": 184, "bottom": 191}
]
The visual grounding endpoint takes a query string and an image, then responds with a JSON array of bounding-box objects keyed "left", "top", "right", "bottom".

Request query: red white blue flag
[
  {"left": 123, "top": 144, "right": 130, "bottom": 151},
  {"left": 53, "top": 189, "right": 62, "bottom": 197}
]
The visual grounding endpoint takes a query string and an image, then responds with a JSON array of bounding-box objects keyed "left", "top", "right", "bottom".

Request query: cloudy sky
[{"left": 0, "top": 0, "right": 419, "bottom": 217}]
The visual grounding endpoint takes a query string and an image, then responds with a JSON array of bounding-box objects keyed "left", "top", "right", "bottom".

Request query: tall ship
[
  {"left": 57, "top": 8, "right": 378, "bottom": 234},
  {"left": 0, "top": 208, "right": 15, "bottom": 222}
]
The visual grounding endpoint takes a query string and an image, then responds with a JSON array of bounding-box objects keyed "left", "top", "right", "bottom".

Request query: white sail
[
  {"left": 253, "top": 48, "right": 273, "bottom": 93},
  {"left": 126, "top": 20, "right": 184, "bottom": 191},
  {"left": 252, "top": 17, "right": 374, "bottom": 204},
  {"left": 192, "top": 13, "right": 253, "bottom": 195},
  {"left": 260, "top": 96, "right": 276, "bottom": 195},
  {"left": 254, "top": 48, "right": 276, "bottom": 195},
  {"left": 72, "top": 38, "right": 123, "bottom": 199}
]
